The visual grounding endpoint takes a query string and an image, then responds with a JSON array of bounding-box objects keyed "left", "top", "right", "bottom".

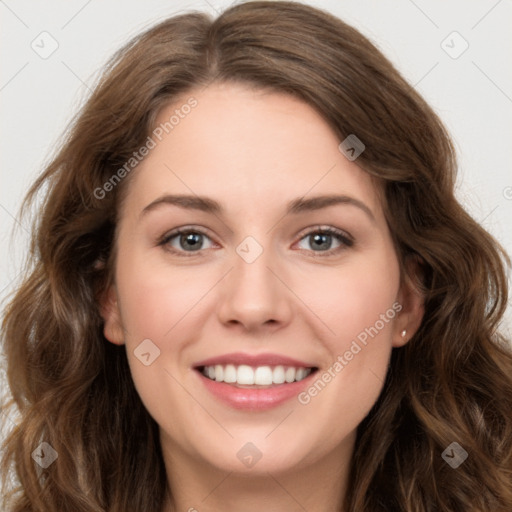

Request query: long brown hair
[{"left": 2, "top": 1, "right": 511, "bottom": 510}]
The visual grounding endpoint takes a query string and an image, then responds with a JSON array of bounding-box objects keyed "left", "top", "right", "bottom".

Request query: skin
[{"left": 100, "top": 81, "right": 424, "bottom": 512}]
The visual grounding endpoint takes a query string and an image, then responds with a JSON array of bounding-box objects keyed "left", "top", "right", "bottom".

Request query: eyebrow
[{"left": 140, "top": 193, "right": 375, "bottom": 221}]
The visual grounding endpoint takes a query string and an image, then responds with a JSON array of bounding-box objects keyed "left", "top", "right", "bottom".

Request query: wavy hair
[{"left": 2, "top": 1, "right": 511, "bottom": 510}]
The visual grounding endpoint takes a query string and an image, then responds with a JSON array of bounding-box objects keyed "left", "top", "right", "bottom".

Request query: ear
[
  {"left": 392, "top": 256, "right": 425, "bottom": 348},
  {"left": 98, "top": 283, "right": 125, "bottom": 346}
]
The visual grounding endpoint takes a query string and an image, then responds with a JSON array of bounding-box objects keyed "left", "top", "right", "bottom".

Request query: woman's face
[{"left": 101, "top": 81, "right": 422, "bottom": 476}]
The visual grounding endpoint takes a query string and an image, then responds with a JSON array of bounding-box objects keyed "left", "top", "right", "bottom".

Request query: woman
[{"left": 2, "top": 1, "right": 511, "bottom": 511}]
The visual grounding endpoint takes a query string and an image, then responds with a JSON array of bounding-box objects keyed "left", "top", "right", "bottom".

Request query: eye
[
  {"left": 158, "top": 228, "right": 215, "bottom": 255},
  {"left": 295, "top": 226, "right": 353, "bottom": 255},
  {"left": 158, "top": 225, "right": 353, "bottom": 257}
]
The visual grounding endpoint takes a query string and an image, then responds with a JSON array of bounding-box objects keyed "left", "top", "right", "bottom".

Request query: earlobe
[
  {"left": 393, "top": 258, "right": 425, "bottom": 347},
  {"left": 99, "top": 284, "right": 125, "bottom": 346},
  {"left": 393, "top": 292, "right": 424, "bottom": 347}
]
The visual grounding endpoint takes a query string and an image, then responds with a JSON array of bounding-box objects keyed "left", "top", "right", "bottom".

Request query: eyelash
[{"left": 157, "top": 225, "right": 354, "bottom": 258}]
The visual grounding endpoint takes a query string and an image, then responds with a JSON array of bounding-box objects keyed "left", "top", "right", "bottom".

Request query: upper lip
[{"left": 193, "top": 352, "right": 318, "bottom": 369}]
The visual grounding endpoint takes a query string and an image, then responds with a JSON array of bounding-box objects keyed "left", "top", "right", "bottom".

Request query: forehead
[{"left": 120, "top": 81, "right": 383, "bottom": 222}]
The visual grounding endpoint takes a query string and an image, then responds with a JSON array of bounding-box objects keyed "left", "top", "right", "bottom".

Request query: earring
[{"left": 401, "top": 329, "right": 407, "bottom": 338}]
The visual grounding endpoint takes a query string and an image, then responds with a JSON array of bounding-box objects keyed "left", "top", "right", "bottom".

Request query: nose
[{"left": 216, "top": 241, "right": 293, "bottom": 334}]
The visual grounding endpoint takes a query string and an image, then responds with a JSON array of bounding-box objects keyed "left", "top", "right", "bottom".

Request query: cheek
[
  {"left": 114, "top": 248, "right": 213, "bottom": 342},
  {"left": 294, "top": 246, "right": 400, "bottom": 348},
  {"left": 293, "top": 248, "right": 400, "bottom": 417},
  {"left": 112, "top": 250, "right": 207, "bottom": 404}
]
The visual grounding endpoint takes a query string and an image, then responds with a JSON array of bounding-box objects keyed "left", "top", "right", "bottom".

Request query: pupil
[
  {"left": 312, "top": 233, "right": 331, "bottom": 251},
  {"left": 181, "top": 233, "right": 202, "bottom": 251}
]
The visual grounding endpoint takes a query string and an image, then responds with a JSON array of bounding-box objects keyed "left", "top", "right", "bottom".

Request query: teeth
[
  {"left": 201, "top": 364, "right": 313, "bottom": 385},
  {"left": 254, "top": 366, "right": 273, "bottom": 385},
  {"left": 296, "top": 368, "right": 306, "bottom": 381},
  {"left": 273, "top": 365, "right": 285, "bottom": 384},
  {"left": 214, "top": 364, "right": 224, "bottom": 382},
  {"left": 238, "top": 365, "right": 255, "bottom": 385},
  {"left": 223, "top": 364, "right": 237, "bottom": 383},
  {"left": 285, "top": 367, "right": 296, "bottom": 383}
]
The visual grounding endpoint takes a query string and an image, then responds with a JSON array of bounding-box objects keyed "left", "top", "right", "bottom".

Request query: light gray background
[{"left": 1, "top": 0, "right": 511, "bottom": 424}]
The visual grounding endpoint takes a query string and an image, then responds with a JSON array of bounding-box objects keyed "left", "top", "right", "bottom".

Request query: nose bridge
[
  {"left": 232, "top": 234, "right": 279, "bottom": 300},
  {"left": 216, "top": 233, "right": 292, "bottom": 329}
]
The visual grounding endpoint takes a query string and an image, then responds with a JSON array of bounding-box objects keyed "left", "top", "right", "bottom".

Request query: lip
[
  {"left": 193, "top": 352, "right": 317, "bottom": 369},
  {"left": 194, "top": 368, "right": 318, "bottom": 410}
]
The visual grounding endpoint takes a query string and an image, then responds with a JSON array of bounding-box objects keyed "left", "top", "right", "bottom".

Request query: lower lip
[{"left": 195, "top": 369, "right": 317, "bottom": 411}]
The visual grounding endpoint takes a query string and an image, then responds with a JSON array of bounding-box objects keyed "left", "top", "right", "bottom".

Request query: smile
[
  {"left": 194, "top": 365, "right": 318, "bottom": 410},
  {"left": 200, "top": 364, "right": 315, "bottom": 386}
]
